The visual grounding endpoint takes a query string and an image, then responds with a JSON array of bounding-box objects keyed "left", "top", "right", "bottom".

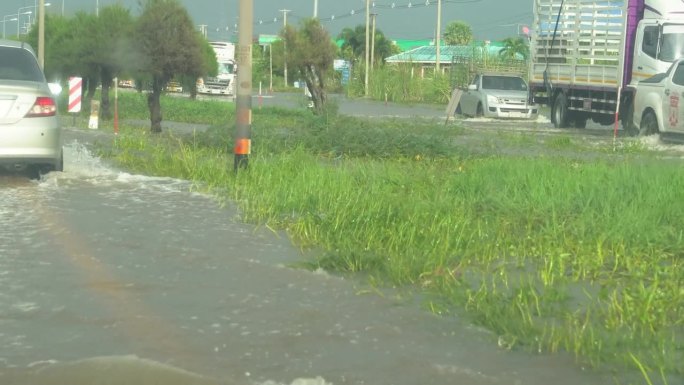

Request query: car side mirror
[
  {"left": 48, "top": 82, "right": 63, "bottom": 96},
  {"left": 468, "top": 84, "right": 477, "bottom": 91}
]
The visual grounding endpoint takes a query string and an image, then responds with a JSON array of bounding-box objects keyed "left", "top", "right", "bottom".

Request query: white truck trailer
[
  {"left": 529, "top": 0, "right": 684, "bottom": 132},
  {"left": 197, "top": 41, "right": 236, "bottom": 96}
]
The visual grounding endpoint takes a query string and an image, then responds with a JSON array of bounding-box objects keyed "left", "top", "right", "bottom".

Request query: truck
[
  {"left": 529, "top": 0, "right": 684, "bottom": 132},
  {"left": 197, "top": 41, "right": 236, "bottom": 96},
  {"left": 633, "top": 58, "right": 684, "bottom": 137},
  {"left": 458, "top": 72, "right": 539, "bottom": 120}
]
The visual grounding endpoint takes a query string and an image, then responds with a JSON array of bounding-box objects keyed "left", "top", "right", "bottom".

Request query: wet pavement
[{"left": 0, "top": 105, "right": 662, "bottom": 385}]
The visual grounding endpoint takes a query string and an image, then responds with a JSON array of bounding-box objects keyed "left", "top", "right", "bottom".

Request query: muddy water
[{"left": 0, "top": 133, "right": 647, "bottom": 385}]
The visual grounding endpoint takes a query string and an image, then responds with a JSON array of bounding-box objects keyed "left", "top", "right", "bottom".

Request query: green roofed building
[
  {"left": 392, "top": 39, "right": 433, "bottom": 52},
  {"left": 385, "top": 41, "right": 527, "bottom": 86},
  {"left": 385, "top": 41, "right": 519, "bottom": 65}
]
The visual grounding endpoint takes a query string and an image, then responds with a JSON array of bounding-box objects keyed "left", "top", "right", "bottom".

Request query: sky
[{"left": 1, "top": 0, "right": 533, "bottom": 42}]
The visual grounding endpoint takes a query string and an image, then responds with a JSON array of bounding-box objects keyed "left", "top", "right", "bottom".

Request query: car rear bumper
[{"left": 0, "top": 119, "right": 61, "bottom": 166}]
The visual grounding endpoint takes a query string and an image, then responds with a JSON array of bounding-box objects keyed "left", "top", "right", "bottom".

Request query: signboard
[
  {"left": 258, "top": 34, "right": 280, "bottom": 45},
  {"left": 68, "top": 77, "right": 82, "bottom": 113},
  {"left": 334, "top": 60, "right": 351, "bottom": 85},
  {"left": 88, "top": 100, "right": 99, "bottom": 129}
]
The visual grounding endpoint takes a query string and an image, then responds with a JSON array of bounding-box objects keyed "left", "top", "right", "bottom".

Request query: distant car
[
  {"left": 0, "top": 39, "right": 62, "bottom": 175},
  {"left": 118, "top": 78, "right": 135, "bottom": 88},
  {"left": 457, "top": 73, "right": 538, "bottom": 119},
  {"left": 165, "top": 81, "right": 183, "bottom": 93}
]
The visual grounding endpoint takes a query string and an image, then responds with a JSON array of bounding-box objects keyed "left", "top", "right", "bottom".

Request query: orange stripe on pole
[{"left": 234, "top": 138, "right": 251, "bottom": 155}]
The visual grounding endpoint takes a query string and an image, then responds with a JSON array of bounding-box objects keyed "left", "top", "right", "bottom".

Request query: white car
[
  {"left": 458, "top": 74, "right": 538, "bottom": 119},
  {"left": 0, "top": 39, "right": 62, "bottom": 176}
]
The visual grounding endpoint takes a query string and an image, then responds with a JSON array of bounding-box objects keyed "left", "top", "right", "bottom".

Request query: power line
[{"left": 254, "top": 0, "right": 483, "bottom": 28}]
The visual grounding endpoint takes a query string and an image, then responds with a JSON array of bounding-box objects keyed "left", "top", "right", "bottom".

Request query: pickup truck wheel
[
  {"left": 552, "top": 93, "right": 569, "bottom": 128},
  {"left": 621, "top": 101, "right": 639, "bottom": 136},
  {"left": 640, "top": 111, "right": 659, "bottom": 136},
  {"left": 476, "top": 103, "right": 484, "bottom": 117}
]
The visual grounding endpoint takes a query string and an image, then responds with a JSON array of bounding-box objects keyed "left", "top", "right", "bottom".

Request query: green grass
[
  {"left": 95, "top": 95, "right": 683, "bottom": 385},
  {"left": 58, "top": 90, "right": 235, "bottom": 126}
]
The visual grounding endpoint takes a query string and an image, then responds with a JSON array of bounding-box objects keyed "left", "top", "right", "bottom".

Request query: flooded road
[{"left": 0, "top": 128, "right": 638, "bottom": 385}]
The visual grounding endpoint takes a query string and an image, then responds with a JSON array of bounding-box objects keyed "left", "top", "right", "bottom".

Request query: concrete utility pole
[
  {"left": 280, "top": 9, "right": 291, "bottom": 88},
  {"left": 313, "top": 0, "right": 318, "bottom": 18},
  {"left": 436, "top": 0, "right": 442, "bottom": 73},
  {"left": 234, "top": 0, "right": 253, "bottom": 171},
  {"left": 364, "top": 0, "right": 370, "bottom": 96},
  {"left": 269, "top": 43, "right": 273, "bottom": 92},
  {"left": 370, "top": 13, "right": 377, "bottom": 72},
  {"left": 38, "top": 0, "right": 45, "bottom": 69}
]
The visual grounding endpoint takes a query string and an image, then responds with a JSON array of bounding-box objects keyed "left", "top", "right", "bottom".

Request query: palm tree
[
  {"left": 337, "top": 25, "right": 398, "bottom": 65},
  {"left": 443, "top": 21, "right": 473, "bottom": 45},
  {"left": 499, "top": 37, "right": 529, "bottom": 60}
]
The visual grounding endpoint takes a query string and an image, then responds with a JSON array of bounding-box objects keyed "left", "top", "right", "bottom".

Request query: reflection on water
[{"left": 0, "top": 355, "right": 333, "bottom": 385}]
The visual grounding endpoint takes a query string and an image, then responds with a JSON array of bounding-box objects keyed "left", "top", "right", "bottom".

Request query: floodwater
[{"left": 0, "top": 130, "right": 660, "bottom": 385}]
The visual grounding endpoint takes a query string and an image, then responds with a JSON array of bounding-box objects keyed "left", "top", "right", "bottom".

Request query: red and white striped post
[{"left": 68, "top": 77, "right": 82, "bottom": 126}]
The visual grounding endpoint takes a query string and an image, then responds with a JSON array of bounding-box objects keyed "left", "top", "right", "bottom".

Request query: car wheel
[
  {"left": 552, "top": 92, "right": 569, "bottom": 128},
  {"left": 26, "top": 165, "right": 42, "bottom": 180},
  {"left": 639, "top": 111, "right": 659, "bottom": 136},
  {"left": 54, "top": 149, "right": 64, "bottom": 172}
]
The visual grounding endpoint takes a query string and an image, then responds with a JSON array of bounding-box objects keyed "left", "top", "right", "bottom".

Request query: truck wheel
[
  {"left": 552, "top": 92, "right": 569, "bottom": 128},
  {"left": 640, "top": 111, "right": 659, "bottom": 136},
  {"left": 621, "top": 100, "right": 639, "bottom": 136},
  {"left": 476, "top": 103, "right": 484, "bottom": 117}
]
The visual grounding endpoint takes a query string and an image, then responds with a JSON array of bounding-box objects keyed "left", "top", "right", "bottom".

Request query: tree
[
  {"left": 443, "top": 21, "right": 473, "bottom": 45},
  {"left": 183, "top": 36, "right": 218, "bottom": 100},
  {"left": 499, "top": 37, "right": 529, "bottom": 60},
  {"left": 338, "top": 26, "right": 366, "bottom": 60},
  {"left": 337, "top": 25, "right": 398, "bottom": 64},
  {"left": 93, "top": 5, "right": 134, "bottom": 120},
  {"left": 282, "top": 18, "right": 336, "bottom": 115},
  {"left": 27, "top": 13, "right": 102, "bottom": 104},
  {"left": 26, "top": 15, "right": 76, "bottom": 82},
  {"left": 133, "top": 0, "right": 205, "bottom": 132}
]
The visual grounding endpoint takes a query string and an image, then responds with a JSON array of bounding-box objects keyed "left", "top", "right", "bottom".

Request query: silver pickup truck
[
  {"left": 457, "top": 73, "right": 538, "bottom": 120},
  {"left": 633, "top": 58, "right": 684, "bottom": 136}
]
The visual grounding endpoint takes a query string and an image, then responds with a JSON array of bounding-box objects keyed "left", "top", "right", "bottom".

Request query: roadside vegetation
[{"left": 93, "top": 91, "right": 684, "bottom": 385}]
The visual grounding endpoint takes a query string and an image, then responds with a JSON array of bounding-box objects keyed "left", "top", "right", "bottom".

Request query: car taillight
[{"left": 25, "top": 97, "right": 57, "bottom": 117}]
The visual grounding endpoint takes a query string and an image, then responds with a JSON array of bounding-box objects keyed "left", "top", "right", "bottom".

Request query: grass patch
[
  {"left": 97, "top": 100, "right": 683, "bottom": 385},
  {"left": 58, "top": 90, "right": 235, "bottom": 127}
]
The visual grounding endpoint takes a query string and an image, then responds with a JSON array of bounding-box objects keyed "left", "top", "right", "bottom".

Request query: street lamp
[
  {"left": 2, "top": 16, "right": 18, "bottom": 39},
  {"left": 21, "top": 3, "right": 50, "bottom": 26},
  {"left": 14, "top": 3, "right": 51, "bottom": 37},
  {"left": 16, "top": 9, "right": 33, "bottom": 36}
]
